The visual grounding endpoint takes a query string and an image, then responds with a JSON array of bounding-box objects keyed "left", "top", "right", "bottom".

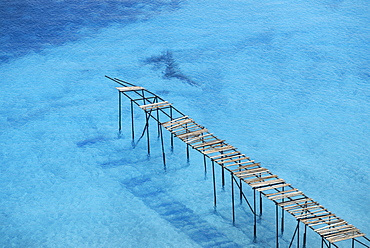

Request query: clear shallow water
[{"left": 0, "top": 0, "right": 369, "bottom": 247}]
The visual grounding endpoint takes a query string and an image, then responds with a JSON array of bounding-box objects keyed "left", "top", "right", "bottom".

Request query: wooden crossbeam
[
  {"left": 256, "top": 183, "right": 291, "bottom": 192},
  {"left": 140, "top": 101, "right": 172, "bottom": 110},
  {"left": 116, "top": 86, "right": 145, "bottom": 92},
  {"left": 216, "top": 156, "right": 251, "bottom": 165},
  {"left": 327, "top": 232, "right": 365, "bottom": 243},
  {"left": 233, "top": 167, "right": 269, "bottom": 176},
  {"left": 245, "top": 175, "right": 279, "bottom": 184},
  {"left": 229, "top": 162, "right": 260, "bottom": 170},
  {"left": 176, "top": 128, "right": 208, "bottom": 139},
  {"left": 268, "top": 191, "right": 303, "bottom": 201},
  {"left": 277, "top": 197, "right": 313, "bottom": 207},
  {"left": 162, "top": 116, "right": 189, "bottom": 127},
  {"left": 210, "top": 151, "right": 241, "bottom": 159},
  {"left": 186, "top": 134, "right": 215, "bottom": 144},
  {"left": 314, "top": 221, "right": 348, "bottom": 232},
  {"left": 288, "top": 205, "right": 324, "bottom": 213},
  {"left": 202, "top": 145, "right": 236, "bottom": 154},
  {"left": 165, "top": 119, "right": 194, "bottom": 130},
  {"left": 193, "top": 139, "right": 225, "bottom": 149},
  {"left": 212, "top": 153, "right": 244, "bottom": 161},
  {"left": 294, "top": 209, "right": 329, "bottom": 219}
]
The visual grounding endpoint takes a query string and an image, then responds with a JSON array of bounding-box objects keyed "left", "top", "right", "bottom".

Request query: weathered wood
[
  {"left": 288, "top": 205, "right": 324, "bottom": 213},
  {"left": 245, "top": 175, "right": 279, "bottom": 184},
  {"left": 211, "top": 152, "right": 242, "bottom": 160},
  {"left": 216, "top": 156, "right": 251, "bottom": 165},
  {"left": 277, "top": 197, "right": 312, "bottom": 207},
  {"left": 166, "top": 119, "right": 194, "bottom": 130},
  {"left": 256, "top": 183, "right": 291, "bottom": 192},
  {"left": 170, "top": 123, "right": 200, "bottom": 133},
  {"left": 162, "top": 116, "right": 189, "bottom": 127},
  {"left": 193, "top": 139, "right": 225, "bottom": 148},
  {"left": 268, "top": 191, "right": 303, "bottom": 201},
  {"left": 230, "top": 162, "right": 261, "bottom": 170},
  {"left": 233, "top": 167, "right": 269, "bottom": 176},
  {"left": 186, "top": 134, "right": 215, "bottom": 144},
  {"left": 314, "top": 221, "right": 348, "bottom": 232},
  {"left": 327, "top": 232, "right": 365, "bottom": 243},
  {"left": 210, "top": 151, "right": 241, "bottom": 159},
  {"left": 203, "top": 145, "right": 236, "bottom": 155},
  {"left": 116, "top": 86, "right": 145, "bottom": 92},
  {"left": 140, "top": 101, "right": 172, "bottom": 110},
  {"left": 295, "top": 209, "right": 329, "bottom": 219},
  {"left": 176, "top": 128, "right": 208, "bottom": 139}
]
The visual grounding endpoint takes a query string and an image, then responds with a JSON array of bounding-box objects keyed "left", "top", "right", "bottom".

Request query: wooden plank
[
  {"left": 173, "top": 126, "right": 203, "bottom": 136},
  {"left": 283, "top": 201, "right": 319, "bottom": 211},
  {"left": 176, "top": 128, "right": 208, "bottom": 139},
  {"left": 277, "top": 197, "right": 313, "bottom": 207},
  {"left": 166, "top": 119, "right": 194, "bottom": 130},
  {"left": 234, "top": 167, "right": 269, "bottom": 176},
  {"left": 319, "top": 225, "right": 355, "bottom": 236},
  {"left": 251, "top": 178, "right": 285, "bottom": 188},
  {"left": 268, "top": 191, "right": 303, "bottom": 201},
  {"left": 327, "top": 232, "right": 365, "bottom": 243},
  {"left": 304, "top": 216, "right": 340, "bottom": 226},
  {"left": 212, "top": 152, "right": 242, "bottom": 160},
  {"left": 216, "top": 156, "right": 251, "bottom": 165},
  {"left": 226, "top": 160, "right": 256, "bottom": 168},
  {"left": 265, "top": 188, "right": 299, "bottom": 197},
  {"left": 236, "top": 170, "right": 269, "bottom": 179},
  {"left": 170, "top": 123, "right": 200, "bottom": 133},
  {"left": 203, "top": 145, "right": 236, "bottom": 155},
  {"left": 210, "top": 151, "right": 240, "bottom": 159},
  {"left": 193, "top": 139, "right": 225, "bottom": 148},
  {"left": 314, "top": 221, "right": 348, "bottom": 232},
  {"left": 116, "top": 86, "right": 144, "bottom": 92},
  {"left": 309, "top": 218, "right": 344, "bottom": 227},
  {"left": 230, "top": 162, "right": 261, "bottom": 171},
  {"left": 186, "top": 134, "right": 215, "bottom": 144},
  {"left": 288, "top": 205, "right": 324, "bottom": 213},
  {"left": 245, "top": 175, "right": 278, "bottom": 184},
  {"left": 162, "top": 116, "right": 189, "bottom": 127},
  {"left": 256, "top": 183, "right": 291, "bottom": 192},
  {"left": 140, "top": 101, "right": 171, "bottom": 110},
  {"left": 301, "top": 214, "right": 336, "bottom": 224},
  {"left": 295, "top": 209, "right": 329, "bottom": 219}
]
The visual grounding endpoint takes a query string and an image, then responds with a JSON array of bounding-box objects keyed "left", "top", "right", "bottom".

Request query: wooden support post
[
  {"left": 156, "top": 109, "right": 160, "bottom": 138},
  {"left": 352, "top": 238, "right": 355, "bottom": 248},
  {"left": 186, "top": 144, "right": 190, "bottom": 161},
  {"left": 159, "top": 124, "right": 166, "bottom": 168},
  {"left": 231, "top": 173, "right": 235, "bottom": 224},
  {"left": 203, "top": 154, "right": 207, "bottom": 173},
  {"left": 118, "top": 91, "right": 122, "bottom": 132},
  {"left": 170, "top": 107, "right": 174, "bottom": 152},
  {"left": 322, "top": 238, "right": 324, "bottom": 248},
  {"left": 130, "top": 100, "right": 134, "bottom": 141},
  {"left": 240, "top": 178, "right": 243, "bottom": 204},
  {"left": 146, "top": 112, "right": 150, "bottom": 156},
  {"left": 254, "top": 189, "right": 257, "bottom": 241},
  {"left": 297, "top": 220, "right": 300, "bottom": 248},
  {"left": 276, "top": 204, "right": 279, "bottom": 248},
  {"left": 222, "top": 166, "right": 225, "bottom": 189},
  {"left": 303, "top": 223, "right": 307, "bottom": 248},
  {"left": 259, "top": 192, "right": 263, "bottom": 216},
  {"left": 212, "top": 161, "right": 217, "bottom": 208},
  {"left": 281, "top": 186, "right": 285, "bottom": 234}
]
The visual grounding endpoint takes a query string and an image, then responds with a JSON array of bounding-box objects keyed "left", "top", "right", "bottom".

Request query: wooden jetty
[{"left": 107, "top": 76, "right": 369, "bottom": 248}]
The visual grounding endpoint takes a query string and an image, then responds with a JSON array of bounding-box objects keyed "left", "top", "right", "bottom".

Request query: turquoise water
[{"left": 0, "top": 0, "right": 369, "bottom": 247}]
